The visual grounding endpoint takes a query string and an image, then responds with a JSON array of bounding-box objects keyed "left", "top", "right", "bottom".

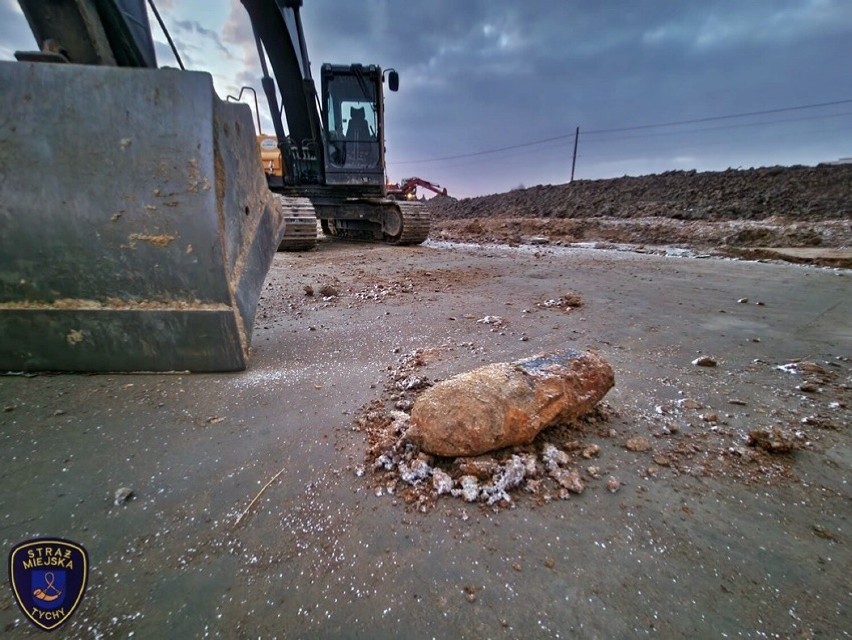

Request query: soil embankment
[{"left": 425, "top": 164, "right": 852, "bottom": 265}]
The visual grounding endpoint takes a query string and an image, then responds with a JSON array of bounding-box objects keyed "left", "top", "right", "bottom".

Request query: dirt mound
[
  {"left": 425, "top": 165, "right": 852, "bottom": 259},
  {"left": 427, "top": 164, "right": 852, "bottom": 222}
]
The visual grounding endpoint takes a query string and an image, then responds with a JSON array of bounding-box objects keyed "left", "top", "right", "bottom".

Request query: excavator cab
[{"left": 322, "top": 64, "right": 396, "bottom": 191}]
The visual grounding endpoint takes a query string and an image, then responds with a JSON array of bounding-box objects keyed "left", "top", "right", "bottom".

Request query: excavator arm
[
  {"left": 16, "top": 0, "right": 157, "bottom": 67},
  {"left": 389, "top": 177, "right": 449, "bottom": 200},
  {"left": 240, "top": 0, "right": 324, "bottom": 184},
  {"left": 404, "top": 178, "right": 449, "bottom": 198},
  {"left": 240, "top": 0, "right": 398, "bottom": 193}
]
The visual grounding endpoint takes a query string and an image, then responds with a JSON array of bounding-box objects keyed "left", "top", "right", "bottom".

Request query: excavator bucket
[{"left": 0, "top": 61, "right": 286, "bottom": 372}]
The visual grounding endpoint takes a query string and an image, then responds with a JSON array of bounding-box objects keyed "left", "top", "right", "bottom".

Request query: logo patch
[{"left": 8, "top": 538, "right": 89, "bottom": 632}]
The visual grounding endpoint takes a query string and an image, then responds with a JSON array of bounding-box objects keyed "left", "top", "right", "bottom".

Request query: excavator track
[
  {"left": 319, "top": 200, "right": 430, "bottom": 245},
  {"left": 275, "top": 195, "right": 318, "bottom": 251},
  {"left": 318, "top": 218, "right": 374, "bottom": 242},
  {"left": 385, "top": 201, "right": 431, "bottom": 245}
]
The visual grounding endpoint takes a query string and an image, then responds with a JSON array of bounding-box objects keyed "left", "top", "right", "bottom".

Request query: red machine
[{"left": 387, "top": 177, "right": 449, "bottom": 201}]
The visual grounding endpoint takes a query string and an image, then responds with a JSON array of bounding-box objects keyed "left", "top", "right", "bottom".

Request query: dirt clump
[{"left": 354, "top": 347, "right": 620, "bottom": 510}]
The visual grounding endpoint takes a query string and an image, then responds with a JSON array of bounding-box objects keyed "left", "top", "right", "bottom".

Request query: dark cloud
[
  {"left": 322, "top": 0, "right": 852, "bottom": 194},
  {"left": 222, "top": 0, "right": 851, "bottom": 194},
  {"left": 222, "top": 0, "right": 257, "bottom": 68},
  {"left": 173, "top": 18, "right": 233, "bottom": 58},
  {"left": 3, "top": 0, "right": 850, "bottom": 196}
]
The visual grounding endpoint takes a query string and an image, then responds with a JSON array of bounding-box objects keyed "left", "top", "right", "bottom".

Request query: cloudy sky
[{"left": 3, "top": 0, "right": 851, "bottom": 197}]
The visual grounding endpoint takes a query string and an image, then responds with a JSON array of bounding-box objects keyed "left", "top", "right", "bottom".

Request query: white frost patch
[
  {"left": 542, "top": 443, "right": 569, "bottom": 471},
  {"left": 432, "top": 469, "right": 454, "bottom": 495},
  {"left": 231, "top": 366, "right": 300, "bottom": 389},
  {"left": 775, "top": 363, "right": 801, "bottom": 374},
  {"left": 399, "top": 459, "right": 432, "bottom": 486},
  {"left": 481, "top": 455, "right": 528, "bottom": 505},
  {"left": 452, "top": 475, "right": 481, "bottom": 502}
]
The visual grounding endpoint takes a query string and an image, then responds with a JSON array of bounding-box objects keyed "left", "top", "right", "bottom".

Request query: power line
[
  {"left": 394, "top": 98, "right": 852, "bottom": 165},
  {"left": 388, "top": 119, "right": 852, "bottom": 180},
  {"left": 583, "top": 110, "right": 852, "bottom": 144},
  {"left": 583, "top": 99, "right": 852, "bottom": 135},
  {"left": 387, "top": 122, "right": 852, "bottom": 196},
  {"left": 395, "top": 131, "right": 575, "bottom": 164},
  {"left": 389, "top": 111, "right": 852, "bottom": 170},
  {"left": 578, "top": 123, "right": 852, "bottom": 160}
]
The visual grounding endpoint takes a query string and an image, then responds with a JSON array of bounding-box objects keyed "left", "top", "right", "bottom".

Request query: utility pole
[{"left": 570, "top": 126, "right": 579, "bottom": 182}]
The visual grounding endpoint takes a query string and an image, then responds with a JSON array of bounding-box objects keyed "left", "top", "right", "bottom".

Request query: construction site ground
[{"left": 2, "top": 215, "right": 850, "bottom": 638}]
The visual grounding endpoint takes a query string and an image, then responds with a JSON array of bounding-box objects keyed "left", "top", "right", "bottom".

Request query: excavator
[
  {"left": 241, "top": 0, "right": 429, "bottom": 250},
  {"left": 387, "top": 177, "right": 450, "bottom": 201},
  {"left": 0, "top": 0, "right": 429, "bottom": 373}
]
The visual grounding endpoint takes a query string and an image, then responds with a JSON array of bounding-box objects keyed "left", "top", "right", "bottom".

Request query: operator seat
[
  {"left": 344, "top": 107, "right": 376, "bottom": 167},
  {"left": 346, "top": 107, "right": 371, "bottom": 140}
]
